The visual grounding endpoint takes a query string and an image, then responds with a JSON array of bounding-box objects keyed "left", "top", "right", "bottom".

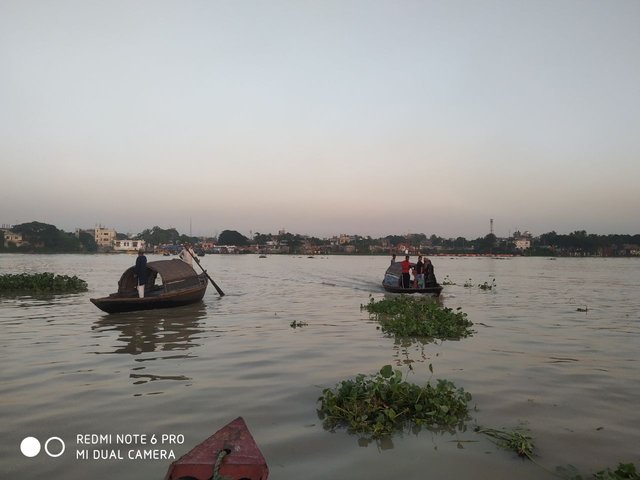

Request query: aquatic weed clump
[
  {"left": 362, "top": 296, "right": 474, "bottom": 340},
  {"left": 478, "top": 279, "right": 497, "bottom": 290},
  {"left": 475, "top": 425, "right": 535, "bottom": 459},
  {"left": 317, "top": 365, "right": 472, "bottom": 438},
  {"left": 0, "top": 272, "right": 88, "bottom": 293},
  {"left": 441, "top": 275, "right": 456, "bottom": 285},
  {"left": 593, "top": 463, "right": 639, "bottom": 480}
]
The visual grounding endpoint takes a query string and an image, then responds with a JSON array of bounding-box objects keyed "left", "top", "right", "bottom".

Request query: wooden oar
[{"left": 182, "top": 245, "right": 225, "bottom": 296}]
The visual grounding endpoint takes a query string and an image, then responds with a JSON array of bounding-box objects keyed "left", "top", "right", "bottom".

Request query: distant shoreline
[{"left": 2, "top": 251, "right": 638, "bottom": 258}]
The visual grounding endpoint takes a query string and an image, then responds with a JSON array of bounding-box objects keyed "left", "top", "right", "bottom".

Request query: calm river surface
[{"left": 1, "top": 254, "right": 639, "bottom": 479}]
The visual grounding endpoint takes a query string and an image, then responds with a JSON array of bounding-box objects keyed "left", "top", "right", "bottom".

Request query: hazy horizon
[
  {"left": 4, "top": 216, "right": 640, "bottom": 241},
  {"left": 2, "top": 1, "right": 639, "bottom": 239}
]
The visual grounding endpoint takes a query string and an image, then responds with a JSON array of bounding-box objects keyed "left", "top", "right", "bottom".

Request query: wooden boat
[
  {"left": 164, "top": 417, "right": 268, "bottom": 480},
  {"left": 90, "top": 259, "right": 207, "bottom": 314},
  {"left": 382, "top": 261, "right": 443, "bottom": 296}
]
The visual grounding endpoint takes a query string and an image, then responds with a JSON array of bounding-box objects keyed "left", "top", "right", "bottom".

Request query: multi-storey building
[
  {"left": 94, "top": 226, "right": 117, "bottom": 248},
  {"left": 2, "top": 229, "right": 24, "bottom": 248},
  {"left": 513, "top": 230, "right": 532, "bottom": 250}
]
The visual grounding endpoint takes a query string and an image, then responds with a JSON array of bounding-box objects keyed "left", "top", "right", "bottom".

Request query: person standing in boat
[
  {"left": 179, "top": 244, "right": 196, "bottom": 267},
  {"left": 390, "top": 253, "right": 396, "bottom": 265},
  {"left": 425, "top": 258, "right": 437, "bottom": 286},
  {"left": 400, "top": 255, "right": 411, "bottom": 288},
  {"left": 415, "top": 255, "right": 425, "bottom": 288},
  {"left": 134, "top": 249, "right": 148, "bottom": 298}
]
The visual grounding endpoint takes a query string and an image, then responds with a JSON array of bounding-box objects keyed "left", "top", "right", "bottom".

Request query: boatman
[
  {"left": 179, "top": 244, "right": 196, "bottom": 267},
  {"left": 400, "top": 255, "right": 411, "bottom": 288},
  {"left": 134, "top": 249, "right": 148, "bottom": 298}
]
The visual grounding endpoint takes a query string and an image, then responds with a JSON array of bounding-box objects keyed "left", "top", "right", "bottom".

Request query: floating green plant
[
  {"left": 478, "top": 279, "right": 497, "bottom": 290},
  {"left": 290, "top": 320, "right": 308, "bottom": 328},
  {"left": 475, "top": 425, "right": 534, "bottom": 459},
  {"left": 594, "top": 463, "right": 639, "bottom": 480},
  {"left": 0, "top": 272, "right": 88, "bottom": 293},
  {"left": 362, "top": 296, "right": 474, "bottom": 340},
  {"left": 442, "top": 275, "right": 456, "bottom": 285},
  {"left": 317, "top": 365, "right": 472, "bottom": 438},
  {"left": 559, "top": 462, "right": 640, "bottom": 480}
]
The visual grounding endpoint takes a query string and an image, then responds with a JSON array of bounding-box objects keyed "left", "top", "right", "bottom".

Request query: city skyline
[{"left": 2, "top": 1, "right": 639, "bottom": 239}]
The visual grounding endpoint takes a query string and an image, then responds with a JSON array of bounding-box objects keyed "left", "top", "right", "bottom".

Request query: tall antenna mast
[{"left": 490, "top": 218, "right": 494, "bottom": 235}]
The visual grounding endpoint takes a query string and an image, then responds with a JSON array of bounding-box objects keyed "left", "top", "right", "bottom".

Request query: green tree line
[
  {"left": 1, "top": 221, "right": 96, "bottom": 253},
  {"left": 2, "top": 222, "right": 639, "bottom": 256}
]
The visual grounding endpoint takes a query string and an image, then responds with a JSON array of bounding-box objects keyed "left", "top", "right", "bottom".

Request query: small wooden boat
[
  {"left": 164, "top": 417, "right": 268, "bottom": 480},
  {"left": 91, "top": 259, "right": 207, "bottom": 314},
  {"left": 382, "top": 261, "right": 443, "bottom": 296}
]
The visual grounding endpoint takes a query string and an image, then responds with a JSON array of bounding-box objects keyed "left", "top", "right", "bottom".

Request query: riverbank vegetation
[{"left": 0, "top": 272, "right": 88, "bottom": 293}]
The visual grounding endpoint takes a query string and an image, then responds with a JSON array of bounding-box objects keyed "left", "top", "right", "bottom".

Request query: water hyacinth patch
[
  {"left": 362, "top": 296, "right": 474, "bottom": 340},
  {"left": 317, "top": 365, "right": 472, "bottom": 438},
  {"left": 478, "top": 279, "right": 497, "bottom": 290},
  {"left": 0, "top": 272, "right": 88, "bottom": 293},
  {"left": 475, "top": 425, "right": 535, "bottom": 459},
  {"left": 441, "top": 275, "right": 456, "bottom": 285},
  {"left": 593, "top": 463, "right": 639, "bottom": 480}
]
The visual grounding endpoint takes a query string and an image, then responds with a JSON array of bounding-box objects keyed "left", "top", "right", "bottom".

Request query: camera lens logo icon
[{"left": 20, "top": 437, "right": 65, "bottom": 458}]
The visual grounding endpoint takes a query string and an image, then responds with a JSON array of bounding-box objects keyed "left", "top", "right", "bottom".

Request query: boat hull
[
  {"left": 90, "top": 284, "right": 206, "bottom": 314},
  {"left": 382, "top": 284, "right": 443, "bottom": 295},
  {"left": 165, "top": 417, "right": 268, "bottom": 480},
  {"left": 382, "top": 261, "right": 442, "bottom": 296}
]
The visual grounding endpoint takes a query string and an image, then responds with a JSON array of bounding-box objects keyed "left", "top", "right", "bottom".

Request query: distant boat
[
  {"left": 90, "top": 259, "right": 207, "bottom": 314},
  {"left": 382, "top": 262, "right": 442, "bottom": 296},
  {"left": 164, "top": 417, "right": 268, "bottom": 480},
  {"left": 259, "top": 254, "right": 267, "bottom": 258}
]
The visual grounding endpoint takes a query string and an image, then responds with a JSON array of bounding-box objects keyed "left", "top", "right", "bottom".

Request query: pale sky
[{"left": 1, "top": 0, "right": 639, "bottom": 239}]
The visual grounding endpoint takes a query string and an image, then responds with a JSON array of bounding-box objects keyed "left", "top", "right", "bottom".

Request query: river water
[{"left": 1, "top": 254, "right": 639, "bottom": 479}]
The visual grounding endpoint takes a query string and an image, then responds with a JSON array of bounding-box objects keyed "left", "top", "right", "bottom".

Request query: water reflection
[
  {"left": 92, "top": 302, "right": 207, "bottom": 355},
  {"left": 0, "top": 292, "right": 86, "bottom": 312},
  {"left": 391, "top": 336, "right": 433, "bottom": 367},
  {"left": 91, "top": 303, "right": 207, "bottom": 392},
  {"left": 320, "top": 416, "right": 471, "bottom": 451}
]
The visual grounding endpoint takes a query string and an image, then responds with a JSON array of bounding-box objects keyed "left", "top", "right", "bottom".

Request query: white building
[
  {"left": 113, "top": 239, "right": 146, "bottom": 253},
  {"left": 2, "top": 229, "right": 24, "bottom": 247},
  {"left": 513, "top": 230, "right": 532, "bottom": 250}
]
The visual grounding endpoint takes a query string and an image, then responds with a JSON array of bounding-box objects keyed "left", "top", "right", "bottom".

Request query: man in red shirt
[{"left": 400, "top": 255, "right": 411, "bottom": 288}]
